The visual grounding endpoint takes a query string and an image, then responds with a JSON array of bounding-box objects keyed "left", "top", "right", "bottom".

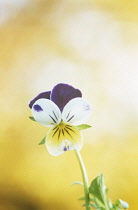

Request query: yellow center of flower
[{"left": 46, "top": 122, "right": 83, "bottom": 154}]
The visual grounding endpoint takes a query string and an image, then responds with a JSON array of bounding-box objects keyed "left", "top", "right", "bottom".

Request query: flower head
[{"left": 29, "top": 83, "right": 92, "bottom": 156}]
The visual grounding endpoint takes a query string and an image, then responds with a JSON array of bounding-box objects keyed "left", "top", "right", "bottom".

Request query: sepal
[
  {"left": 77, "top": 124, "right": 92, "bottom": 130},
  {"left": 38, "top": 136, "right": 46, "bottom": 145},
  {"left": 29, "top": 116, "right": 36, "bottom": 122}
]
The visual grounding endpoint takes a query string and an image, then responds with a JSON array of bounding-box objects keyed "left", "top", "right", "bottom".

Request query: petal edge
[{"left": 29, "top": 91, "right": 51, "bottom": 108}]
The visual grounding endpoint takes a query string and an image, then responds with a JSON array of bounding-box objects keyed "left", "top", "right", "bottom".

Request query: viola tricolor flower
[{"left": 29, "top": 83, "right": 92, "bottom": 156}]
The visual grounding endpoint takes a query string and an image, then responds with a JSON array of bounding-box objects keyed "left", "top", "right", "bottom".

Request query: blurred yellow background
[{"left": 0, "top": 0, "right": 138, "bottom": 209}]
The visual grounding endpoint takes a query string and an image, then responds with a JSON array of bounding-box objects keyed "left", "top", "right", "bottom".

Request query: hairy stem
[{"left": 74, "top": 149, "right": 91, "bottom": 210}]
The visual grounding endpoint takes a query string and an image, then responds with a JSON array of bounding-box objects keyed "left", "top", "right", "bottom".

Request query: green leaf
[
  {"left": 105, "top": 188, "right": 109, "bottom": 194},
  {"left": 29, "top": 116, "right": 36, "bottom": 122},
  {"left": 78, "top": 196, "right": 85, "bottom": 200},
  {"left": 78, "top": 196, "right": 95, "bottom": 201},
  {"left": 89, "top": 174, "right": 106, "bottom": 204},
  {"left": 77, "top": 124, "right": 92, "bottom": 130},
  {"left": 90, "top": 198, "right": 95, "bottom": 202},
  {"left": 38, "top": 136, "right": 46, "bottom": 145},
  {"left": 82, "top": 203, "right": 99, "bottom": 208},
  {"left": 118, "top": 199, "right": 129, "bottom": 209},
  {"left": 89, "top": 203, "right": 98, "bottom": 208},
  {"left": 89, "top": 194, "right": 95, "bottom": 202},
  {"left": 82, "top": 203, "right": 86, "bottom": 207},
  {"left": 108, "top": 199, "right": 113, "bottom": 209},
  {"left": 113, "top": 199, "right": 129, "bottom": 210},
  {"left": 71, "top": 181, "right": 84, "bottom": 185}
]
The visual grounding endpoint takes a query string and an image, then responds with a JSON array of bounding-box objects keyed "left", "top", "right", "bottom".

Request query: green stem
[{"left": 74, "top": 149, "right": 91, "bottom": 210}]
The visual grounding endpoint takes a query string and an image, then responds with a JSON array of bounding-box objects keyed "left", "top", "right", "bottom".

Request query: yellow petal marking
[{"left": 46, "top": 122, "right": 83, "bottom": 156}]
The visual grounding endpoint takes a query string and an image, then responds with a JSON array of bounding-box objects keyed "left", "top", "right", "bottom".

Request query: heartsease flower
[{"left": 29, "top": 83, "right": 92, "bottom": 156}]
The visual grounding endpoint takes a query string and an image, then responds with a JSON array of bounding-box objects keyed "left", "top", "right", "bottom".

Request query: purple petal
[
  {"left": 50, "top": 83, "right": 82, "bottom": 112},
  {"left": 29, "top": 91, "right": 51, "bottom": 109}
]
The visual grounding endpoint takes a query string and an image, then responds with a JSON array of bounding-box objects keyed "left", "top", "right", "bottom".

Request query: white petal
[
  {"left": 32, "top": 99, "right": 61, "bottom": 127},
  {"left": 62, "top": 98, "right": 92, "bottom": 126}
]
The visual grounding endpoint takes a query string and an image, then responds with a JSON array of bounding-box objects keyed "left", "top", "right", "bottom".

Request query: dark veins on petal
[
  {"left": 64, "top": 128, "right": 72, "bottom": 139},
  {"left": 67, "top": 115, "right": 74, "bottom": 122},
  {"left": 50, "top": 83, "right": 82, "bottom": 112},
  {"left": 29, "top": 91, "right": 51, "bottom": 108},
  {"left": 52, "top": 127, "right": 59, "bottom": 137},
  {"left": 65, "top": 125, "right": 75, "bottom": 133},
  {"left": 49, "top": 114, "right": 57, "bottom": 123}
]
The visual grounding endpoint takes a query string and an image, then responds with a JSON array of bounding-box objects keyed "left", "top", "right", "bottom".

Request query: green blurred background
[{"left": 0, "top": 0, "right": 138, "bottom": 209}]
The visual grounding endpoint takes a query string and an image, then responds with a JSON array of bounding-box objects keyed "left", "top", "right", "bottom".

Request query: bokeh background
[{"left": 0, "top": 0, "right": 138, "bottom": 209}]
